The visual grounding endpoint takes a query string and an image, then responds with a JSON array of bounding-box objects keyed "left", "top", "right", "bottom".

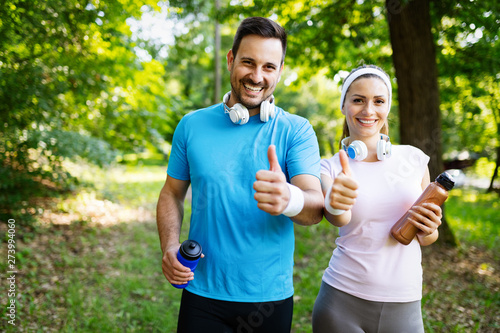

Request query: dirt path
[{"left": 421, "top": 245, "right": 499, "bottom": 332}]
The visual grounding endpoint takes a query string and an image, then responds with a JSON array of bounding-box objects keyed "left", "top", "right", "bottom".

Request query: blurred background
[{"left": 0, "top": 0, "right": 498, "bottom": 332}]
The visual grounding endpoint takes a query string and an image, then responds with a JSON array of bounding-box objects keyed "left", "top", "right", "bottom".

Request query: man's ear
[{"left": 226, "top": 49, "right": 234, "bottom": 71}]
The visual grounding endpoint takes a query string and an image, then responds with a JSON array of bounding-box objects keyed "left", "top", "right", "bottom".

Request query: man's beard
[{"left": 230, "top": 81, "right": 273, "bottom": 110}]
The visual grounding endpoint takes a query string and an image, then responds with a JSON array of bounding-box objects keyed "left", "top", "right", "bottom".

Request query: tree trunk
[{"left": 386, "top": 0, "right": 457, "bottom": 246}]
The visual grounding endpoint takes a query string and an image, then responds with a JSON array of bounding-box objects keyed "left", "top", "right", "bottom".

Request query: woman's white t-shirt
[{"left": 321, "top": 145, "right": 430, "bottom": 302}]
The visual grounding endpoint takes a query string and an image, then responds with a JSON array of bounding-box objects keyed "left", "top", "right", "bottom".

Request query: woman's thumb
[{"left": 339, "top": 150, "right": 352, "bottom": 177}]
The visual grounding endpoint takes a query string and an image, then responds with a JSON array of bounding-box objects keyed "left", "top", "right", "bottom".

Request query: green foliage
[
  {"left": 447, "top": 188, "right": 500, "bottom": 250},
  {"left": 433, "top": 0, "right": 500, "bottom": 164},
  {"left": 441, "top": 76, "right": 498, "bottom": 160},
  {"left": 0, "top": 127, "right": 117, "bottom": 228},
  {"left": 223, "top": 0, "right": 393, "bottom": 79},
  {"left": 0, "top": 0, "right": 174, "bottom": 220},
  {"left": 152, "top": 1, "right": 232, "bottom": 109},
  {"left": 432, "top": 0, "right": 499, "bottom": 78},
  {"left": 472, "top": 157, "right": 497, "bottom": 178},
  {"left": 1, "top": 0, "right": 499, "bottom": 217},
  {"left": 274, "top": 72, "right": 343, "bottom": 157}
]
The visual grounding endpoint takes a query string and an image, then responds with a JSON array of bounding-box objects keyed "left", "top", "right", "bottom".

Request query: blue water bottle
[{"left": 171, "top": 240, "right": 202, "bottom": 289}]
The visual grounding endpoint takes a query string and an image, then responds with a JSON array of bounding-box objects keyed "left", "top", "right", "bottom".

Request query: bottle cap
[
  {"left": 435, "top": 172, "right": 455, "bottom": 191},
  {"left": 179, "top": 240, "right": 202, "bottom": 260}
]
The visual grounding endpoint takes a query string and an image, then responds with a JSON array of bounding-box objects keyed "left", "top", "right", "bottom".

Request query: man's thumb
[
  {"left": 267, "top": 145, "right": 282, "bottom": 172},
  {"left": 339, "top": 150, "right": 352, "bottom": 177}
]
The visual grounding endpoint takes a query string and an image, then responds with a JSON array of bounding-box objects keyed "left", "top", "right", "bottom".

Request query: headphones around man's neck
[
  {"left": 341, "top": 134, "right": 392, "bottom": 161},
  {"left": 223, "top": 91, "right": 275, "bottom": 125}
]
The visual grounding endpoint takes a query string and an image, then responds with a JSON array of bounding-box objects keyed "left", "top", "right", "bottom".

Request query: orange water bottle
[{"left": 391, "top": 172, "right": 455, "bottom": 245}]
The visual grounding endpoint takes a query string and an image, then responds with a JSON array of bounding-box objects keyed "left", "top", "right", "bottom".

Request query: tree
[
  {"left": 387, "top": 0, "right": 442, "bottom": 178},
  {"left": 386, "top": 0, "right": 457, "bottom": 245},
  {"left": 433, "top": 0, "right": 500, "bottom": 193},
  {"left": 0, "top": 0, "right": 169, "bottom": 224}
]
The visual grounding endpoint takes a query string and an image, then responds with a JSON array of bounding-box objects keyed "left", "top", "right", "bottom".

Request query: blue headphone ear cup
[
  {"left": 348, "top": 140, "right": 368, "bottom": 161},
  {"left": 229, "top": 103, "right": 249, "bottom": 125},
  {"left": 341, "top": 137, "right": 367, "bottom": 161},
  {"left": 342, "top": 135, "right": 391, "bottom": 161}
]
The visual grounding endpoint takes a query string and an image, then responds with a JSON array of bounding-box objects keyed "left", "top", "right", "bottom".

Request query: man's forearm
[
  {"left": 156, "top": 184, "right": 185, "bottom": 254},
  {"left": 290, "top": 189, "right": 324, "bottom": 226}
]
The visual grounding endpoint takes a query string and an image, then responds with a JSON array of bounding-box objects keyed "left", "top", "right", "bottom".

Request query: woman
[{"left": 312, "top": 65, "right": 442, "bottom": 332}]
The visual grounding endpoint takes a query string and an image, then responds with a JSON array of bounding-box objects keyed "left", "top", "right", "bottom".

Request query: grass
[
  {"left": 446, "top": 188, "right": 500, "bottom": 250},
  {"left": 0, "top": 164, "right": 498, "bottom": 332}
]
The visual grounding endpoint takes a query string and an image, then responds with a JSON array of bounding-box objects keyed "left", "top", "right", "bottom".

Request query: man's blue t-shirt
[{"left": 167, "top": 103, "right": 320, "bottom": 302}]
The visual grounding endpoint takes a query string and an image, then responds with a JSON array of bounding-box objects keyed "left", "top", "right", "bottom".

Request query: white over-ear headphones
[
  {"left": 223, "top": 91, "right": 275, "bottom": 125},
  {"left": 341, "top": 134, "right": 392, "bottom": 161},
  {"left": 376, "top": 134, "right": 392, "bottom": 160}
]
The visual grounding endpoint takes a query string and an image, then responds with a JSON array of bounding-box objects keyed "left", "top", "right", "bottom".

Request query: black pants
[{"left": 177, "top": 290, "right": 294, "bottom": 333}]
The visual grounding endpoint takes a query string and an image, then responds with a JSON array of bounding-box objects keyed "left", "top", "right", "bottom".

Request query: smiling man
[
  {"left": 227, "top": 34, "right": 282, "bottom": 113},
  {"left": 156, "top": 17, "right": 323, "bottom": 333}
]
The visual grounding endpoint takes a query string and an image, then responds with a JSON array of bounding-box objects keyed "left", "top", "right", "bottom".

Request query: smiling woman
[
  {"left": 339, "top": 66, "right": 392, "bottom": 161},
  {"left": 342, "top": 76, "right": 390, "bottom": 157},
  {"left": 313, "top": 64, "right": 445, "bottom": 333}
]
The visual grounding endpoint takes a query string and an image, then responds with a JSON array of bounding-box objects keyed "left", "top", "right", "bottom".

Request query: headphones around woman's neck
[
  {"left": 223, "top": 91, "right": 275, "bottom": 125},
  {"left": 341, "top": 134, "right": 392, "bottom": 161}
]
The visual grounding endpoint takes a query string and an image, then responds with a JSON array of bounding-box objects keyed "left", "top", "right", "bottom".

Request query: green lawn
[{"left": 0, "top": 164, "right": 498, "bottom": 332}]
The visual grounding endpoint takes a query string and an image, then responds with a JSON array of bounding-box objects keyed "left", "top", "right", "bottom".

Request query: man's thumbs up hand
[{"left": 254, "top": 145, "right": 289, "bottom": 215}]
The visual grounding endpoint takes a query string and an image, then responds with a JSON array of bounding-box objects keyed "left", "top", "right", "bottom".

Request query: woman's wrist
[{"left": 324, "top": 187, "right": 346, "bottom": 216}]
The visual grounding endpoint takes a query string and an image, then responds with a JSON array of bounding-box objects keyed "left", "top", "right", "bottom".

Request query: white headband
[{"left": 340, "top": 68, "right": 392, "bottom": 113}]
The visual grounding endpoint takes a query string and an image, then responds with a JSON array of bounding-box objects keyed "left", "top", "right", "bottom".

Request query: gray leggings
[{"left": 312, "top": 282, "right": 424, "bottom": 333}]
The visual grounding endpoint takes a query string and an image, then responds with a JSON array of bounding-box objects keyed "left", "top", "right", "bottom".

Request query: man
[{"left": 156, "top": 16, "right": 323, "bottom": 332}]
